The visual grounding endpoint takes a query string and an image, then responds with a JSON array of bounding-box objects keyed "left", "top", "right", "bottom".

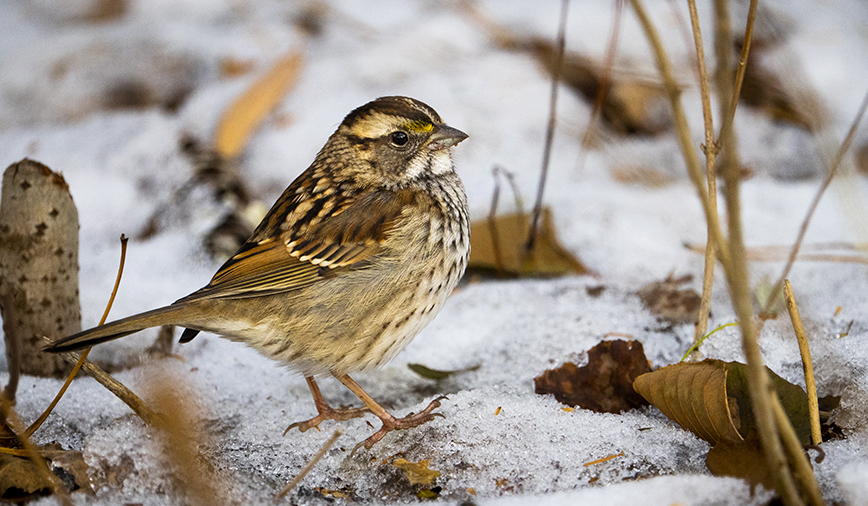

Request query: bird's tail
[{"left": 44, "top": 305, "right": 191, "bottom": 353}]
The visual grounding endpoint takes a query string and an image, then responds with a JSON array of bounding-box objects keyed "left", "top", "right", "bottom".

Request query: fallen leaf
[
  {"left": 0, "top": 453, "right": 52, "bottom": 500},
  {"left": 0, "top": 422, "right": 91, "bottom": 499},
  {"left": 633, "top": 359, "right": 812, "bottom": 446},
  {"left": 528, "top": 38, "right": 671, "bottom": 136},
  {"left": 43, "top": 445, "right": 93, "bottom": 494},
  {"left": 468, "top": 208, "right": 589, "bottom": 277},
  {"left": 737, "top": 59, "right": 818, "bottom": 132},
  {"left": 392, "top": 459, "right": 440, "bottom": 486},
  {"left": 534, "top": 340, "right": 652, "bottom": 413},
  {"left": 705, "top": 436, "right": 774, "bottom": 491},
  {"left": 633, "top": 360, "right": 741, "bottom": 444},
  {"left": 637, "top": 274, "right": 702, "bottom": 324},
  {"left": 215, "top": 50, "right": 304, "bottom": 158},
  {"left": 407, "top": 363, "right": 480, "bottom": 381}
]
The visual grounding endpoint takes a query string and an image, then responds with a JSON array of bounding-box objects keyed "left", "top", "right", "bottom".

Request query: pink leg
[
  {"left": 284, "top": 376, "right": 369, "bottom": 435},
  {"left": 334, "top": 373, "right": 445, "bottom": 451}
]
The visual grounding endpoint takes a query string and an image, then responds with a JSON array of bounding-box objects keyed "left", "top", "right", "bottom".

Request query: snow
[{"left": 0, "top": 0, "right": 867, "bottom": 504}]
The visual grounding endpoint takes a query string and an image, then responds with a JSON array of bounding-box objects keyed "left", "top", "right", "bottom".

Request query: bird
[{"left": 45, "top": 96, "right": 470, "bottom": 451}]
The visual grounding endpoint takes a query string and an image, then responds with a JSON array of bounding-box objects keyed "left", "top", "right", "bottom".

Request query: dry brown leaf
[
  {"left": 705, "top": 436, "right": 774, "bottom": 491},
  {"left": 534, "top": 340, "right": 652, "bottom": 413},
  {"left": 43, "top": 445, "right": 93, "bottom": 494},
  {"left": 0, "top": 425, "right": 90, "bottom": 499},
  {"left": 633, "top": 360, "right": 741, "bottom": 445},
  {"left": 468, "top": 208, "right": 588, "bottom": 277},
  {"left": 0, "top": 452, "right": 52, "bottom": 500},
  {"left": 633, "top": 359, "right": 812, "bottom": 446},
  {"left": 215, "top": 50, "right": 303, "bottom": 158},
  {"left": 392, "top": 458, "right": 440, "bottom": 486},
  {"left": 407, "top": 363, "right": 480, "bottom": 381},
  {"left": 529, "top": 38, "right": 671, "bottom": 136},
  {"left": 738, "top": 62, "right": 817, "bottom": 132},
  {"left": 637, "top": 274, "right": 702, "bottom": 324}
]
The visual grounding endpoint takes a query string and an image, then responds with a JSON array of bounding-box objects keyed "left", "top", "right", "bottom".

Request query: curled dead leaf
[
  {"left": 535, "top": 340, "right": 652, "bottom": 413},
  {"left": 633, "top": 359, "right": 811, "bottom": 446}
]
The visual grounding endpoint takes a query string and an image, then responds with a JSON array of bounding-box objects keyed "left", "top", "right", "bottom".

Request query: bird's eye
[{"left": 390, "top": 131, "right": 409, "bottom": 146}]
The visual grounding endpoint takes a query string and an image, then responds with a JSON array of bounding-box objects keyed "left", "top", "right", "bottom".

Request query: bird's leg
[
  {"left": 334, "top": 373, "right": 445, "bottom": 452},
  {"left": 284, "top": 376, "right": 369, "bottom": 435}
]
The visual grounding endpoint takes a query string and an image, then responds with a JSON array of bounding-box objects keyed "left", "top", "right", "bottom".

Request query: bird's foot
[
  {"left": 352, "top": 396, "right": 447, "bottom": 453},
  {"left": 284, "top": 404, "right": 370, "bottom": 435}
]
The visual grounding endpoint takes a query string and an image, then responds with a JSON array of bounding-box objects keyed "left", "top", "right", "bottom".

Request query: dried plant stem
[
  {"left": 29, "top": 236, "right": 159, "bottom": 433},
  {"left": 579, "top": 0, "right": 623, "bottom": 152},
  {"left": 276, "top": 429, "right": 342, "bottom": 498},
  {"left": 16, "top": 411, "right": 73, "bottom": 505},
  {"left": 48, "top": 347, "right": 160, "bottom": 425},
  {"left": 686, "top": 242, "right": 868, "bottom": 264},
  {"left": 772, "top": 395, "right": 825, "bottom": 506},
  {"left": 783, "top": 280, "right": 821, "bottom": 446},
  {"left": 712, "top": 0, "right": 811, "bottom": 502},
  {"left": 27, "top": 236, "right": 129, "bottom": 436},
  {"left": 762, "top": 89, "right": 868, "bottom": 317},
  {"left": 527, "top": 0, "right": 569, "bottom": 253},
  {"left": 685, "top": 0, "right": 719, "bottom": 353},
  {"left": 628, "top": 0, "right": 730, "bottom": 271},
  {"left": 723, "top": 0, "right": 758, "bottom": 133}
]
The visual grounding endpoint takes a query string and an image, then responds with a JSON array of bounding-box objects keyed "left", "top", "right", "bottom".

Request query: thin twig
[
  {"left": 762, "top": 88, "right": 868, "bottom": 316},
  {"left": 723, "top": 0, "right": 759, "bottom": 134},
  {"left": 47, "top": 346, "right": 160, "bottom": 426},
  {"left": 275, "top": 429, "right": 342, "bottom": 499},
  {"left": 783, "top": 280, "right": 821, "bottom": 446},
  {"left": 686, "top": 241, "right": 868, "bottom": 263},
  {"left": 628, "top": 0, "right": 730, "bottom": 271},
  {"left": 714, "top": 38, "right": 807, "bottom": 506},
  {"left": 527, "top": 0, "right": 569, "bottom": 253},
  {"left": 683, "top": 0, "right": 807, "bottom": 503},
  {"left": 579, "top": 0, "right": 623, "bottom": 153},
  {"left": 685, "top": 0, "right": 719, "bottom": 354},
  {"left": 771, "top": 395, "right": 825, "bottom": 506},
  {"left": 27, "top": 235, "right": 130, "bottom": 437},
  {"left": 488, "top": 167, "right": 506, "bottom": 275}
]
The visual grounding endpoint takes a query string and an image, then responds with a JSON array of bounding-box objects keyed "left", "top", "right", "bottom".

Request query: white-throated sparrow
[{"left": 45, "top": 96, "right": 470, "bottom": 450}]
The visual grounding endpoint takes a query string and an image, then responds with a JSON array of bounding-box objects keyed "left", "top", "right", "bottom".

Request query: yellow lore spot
[{"left": 405, "top": 120, "right": 434, "bottom": 132}]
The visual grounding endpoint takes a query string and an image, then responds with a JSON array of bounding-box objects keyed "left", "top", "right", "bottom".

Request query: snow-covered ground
[{"left": 1, "top": 0, "right": 868, "bottom": 504}]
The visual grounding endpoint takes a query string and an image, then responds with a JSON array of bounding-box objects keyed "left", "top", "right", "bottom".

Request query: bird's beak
[{"left": 427, "top": 124, "right": 468, "bottom": 150}]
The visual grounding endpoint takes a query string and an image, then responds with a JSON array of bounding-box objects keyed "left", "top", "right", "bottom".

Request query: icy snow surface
[{"left": 1, "top": 0, "right": 868, "bottom": 504}]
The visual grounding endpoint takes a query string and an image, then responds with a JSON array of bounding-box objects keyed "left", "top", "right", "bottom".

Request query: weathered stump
[{"left": 0, "top": 159, "right": 81, "bottom": 400}]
